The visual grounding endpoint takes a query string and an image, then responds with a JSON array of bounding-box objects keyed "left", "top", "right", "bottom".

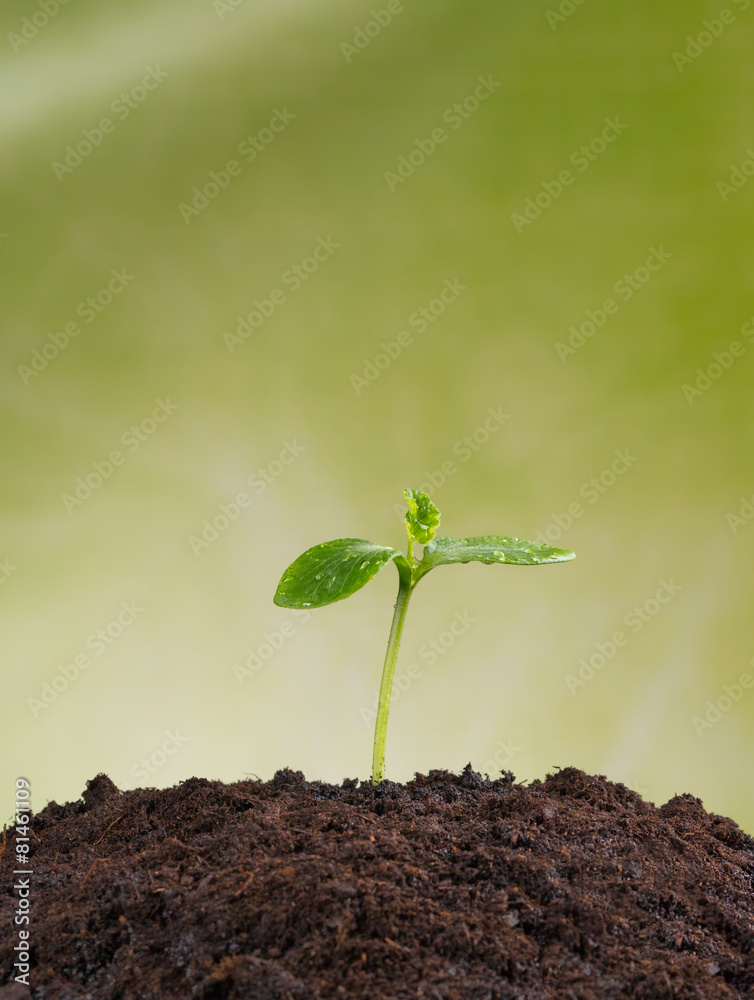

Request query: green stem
[{"left": 371, "top": 579, "right": 414, "bottom": 785}]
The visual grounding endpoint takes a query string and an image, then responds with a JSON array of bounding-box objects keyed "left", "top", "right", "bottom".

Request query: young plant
[{"left": 274, "top": 489, "right": 575, "bottom": 785}]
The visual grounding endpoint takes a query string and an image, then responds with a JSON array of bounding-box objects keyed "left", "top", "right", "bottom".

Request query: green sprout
[{"left": 274, "top": 489, "right": 575, "bottom": 785}]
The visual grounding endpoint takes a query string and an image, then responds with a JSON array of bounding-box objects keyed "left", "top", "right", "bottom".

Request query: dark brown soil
[{"left": 2, "top": 766, "right": 753, "bottom": 999}]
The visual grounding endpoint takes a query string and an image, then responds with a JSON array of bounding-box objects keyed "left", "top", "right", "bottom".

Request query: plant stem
[{"left": 371, "top": 579, "right": 414, "bottom": 785}]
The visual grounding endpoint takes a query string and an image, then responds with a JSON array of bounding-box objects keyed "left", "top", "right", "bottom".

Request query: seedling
[{"left": 274, "top": 489, "right": 575, "bottom": 784}]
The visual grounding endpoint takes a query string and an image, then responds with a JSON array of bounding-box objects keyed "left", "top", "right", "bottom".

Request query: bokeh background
[{"left": 2, "top": 0, "right": 753, "bottom": 832}]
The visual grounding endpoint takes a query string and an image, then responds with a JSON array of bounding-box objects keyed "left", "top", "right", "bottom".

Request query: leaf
[
  {"left": 274, "top": 539, "right": 411, "bottom": 609},
  {"left": 417, "top": 535, "right": 575, "bottom": 576},
  {"left": 403, "top": 489, "right": 441, "bottom": 545}
]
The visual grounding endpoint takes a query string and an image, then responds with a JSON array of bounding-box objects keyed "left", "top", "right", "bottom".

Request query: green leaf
[
  {"left": 403, "top": 489, "right": 441, "bottom": 545},
  {"left": 274, "top": 539, "right": 411, "bottom": 609},
  {"left": 417, "top": 535, "right": 575, "bottom": 577}
]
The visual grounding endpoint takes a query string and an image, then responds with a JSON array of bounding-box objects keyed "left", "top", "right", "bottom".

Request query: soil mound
[{"left": 2, "top": 766, "right": 753, "bottom": 999}]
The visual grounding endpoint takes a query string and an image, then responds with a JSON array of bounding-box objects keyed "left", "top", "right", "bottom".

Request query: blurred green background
[{"left": 2, "top": 0, "right": 753, "bottom": 832}]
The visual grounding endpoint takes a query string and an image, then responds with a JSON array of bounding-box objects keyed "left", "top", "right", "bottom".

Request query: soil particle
[{"left": 1, "top": 765, "right": 752, "bottom": 999}]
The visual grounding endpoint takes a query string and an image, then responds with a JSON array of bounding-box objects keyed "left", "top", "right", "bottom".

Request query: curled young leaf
[
  {"left": 403, "top": 489, "right": 440, "bottom": 545},
  {"left": 274, "top": 539, "right": 411, "bottom": 609}
]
